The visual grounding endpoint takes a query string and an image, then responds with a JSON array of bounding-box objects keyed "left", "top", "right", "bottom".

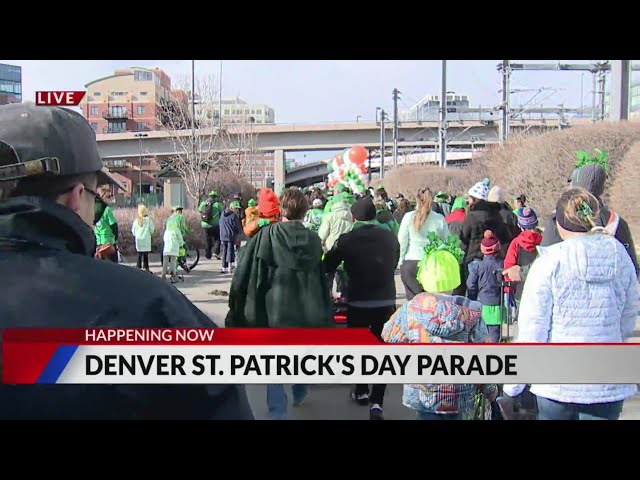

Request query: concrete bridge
[{"left": 96, "top": 119, "right": 565, "bottom": 190}]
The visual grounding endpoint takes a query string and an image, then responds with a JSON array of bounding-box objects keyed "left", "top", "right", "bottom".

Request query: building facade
[
  {"left": 0, "top": 63, "right": 22, "bottom": 105},
  {"left": 197, "top": 96, "right": 275, "bottom": 125},
  {"left": 80, "top": 67, "right": 174, "bottom": 134}
]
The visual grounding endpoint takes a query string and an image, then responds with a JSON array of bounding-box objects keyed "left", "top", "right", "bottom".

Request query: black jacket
[
  {"left": 219, "top": 210, "right": 241, "bottom": 242},
  {"left": 459, "top": 200, "right": 516, "bottom": 265},
  {"left": 324, "top": 224, "right": 400, "bottom": 304},
  {"left": 0, "top": 197, "right": 254, "bottom": 420},
  {"left": 541, "top": 207, "right": 639, "bottom": 278}
]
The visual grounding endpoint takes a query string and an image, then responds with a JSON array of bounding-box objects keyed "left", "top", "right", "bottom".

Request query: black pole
[
  {"left": 367, "top": 148, "right": 372, "bottom": 183},
  {"left": 138, "top": 137, "right": 142, "bottom": 197}
]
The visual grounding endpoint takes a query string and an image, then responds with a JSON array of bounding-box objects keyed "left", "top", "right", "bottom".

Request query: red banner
[{"left": 35, "top": 91, "right": 86, "bottom": 106}]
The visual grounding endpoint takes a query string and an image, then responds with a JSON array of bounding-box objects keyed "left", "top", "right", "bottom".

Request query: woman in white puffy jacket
[{"left": 504, "top": 187, "right": 639, "bottom": 420}]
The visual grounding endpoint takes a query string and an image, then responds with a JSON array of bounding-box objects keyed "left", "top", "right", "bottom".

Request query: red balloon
[
  {"left": 359, "top": 163, "right": 367, "bottom": 174},
  {"left": 347, "top": 145, "right": 368, "bottom": 166},
  {"left": 335, "top": 151, "right": 344, "bottom": 167}
]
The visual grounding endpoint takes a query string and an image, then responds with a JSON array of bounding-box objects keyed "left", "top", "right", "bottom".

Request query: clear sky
[{"left": 3, "top": 59, "right": 638, "bottom": 162}]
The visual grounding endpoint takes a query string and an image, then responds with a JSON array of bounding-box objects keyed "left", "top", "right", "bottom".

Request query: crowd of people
[{"left": 0, "top": 103, "right": 638, "bottom": 421}]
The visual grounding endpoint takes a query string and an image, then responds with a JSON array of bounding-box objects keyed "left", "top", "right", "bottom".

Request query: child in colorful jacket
[
  {"left": 382, "top": 241, "right": 498, "bottom": 420},
  {"left": 243, "top": 188, "right": 281, "bottom": 238}
]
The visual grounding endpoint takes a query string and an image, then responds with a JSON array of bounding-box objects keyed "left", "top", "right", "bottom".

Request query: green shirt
[
  {"left": 198, "top": 200, "right": 222, "bottom": 228},
  {"left": 174, "top": 213, "right": 189, "bottom": 236},
  {"left": 95, "top": 205, "right": 117, "bottom": 246}
]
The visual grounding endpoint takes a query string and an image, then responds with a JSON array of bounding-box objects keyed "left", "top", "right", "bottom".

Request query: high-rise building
[
  {"left": 0, "top": 63, "right": 22, "bottom": 105},
  {"left": 80, "top": 67, "right": 175, "bottom": 134}
]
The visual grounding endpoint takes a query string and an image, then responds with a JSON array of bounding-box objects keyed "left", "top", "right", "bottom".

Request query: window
[
  {"left": 137, "top": 121, "right": 146, "bottom": 131},
  {"left": 108, "top": 106, "right": 126, "bottom": 117},
  {"left": 256, "top": 109, "right": 262, "bottom": 114},
  {"left": 224, "top": 109, "right": 230, "bottom": 114},
  {"left": 137, "top": 105, "right": 145, "bottom": 115},
  {"left": 140, "top": 91, "right": 147, "bottom": 96},
  {"left": 134, "top": 70, "right": 153, "bottom": 81},
  {"left": 94, "top": 92, "right": 101, "bottom": 96},
  {"left": 107, "top": 121, "right": 126, "bottom": 133},
  {"left": 251, "top": 109, "right": 255, "bottom": 114},
  {"left": 90, "top": 123, "right": 98, "bottom": 131},
  {"left": 90, "top": 106, "right": 99, "bottom": 116}
]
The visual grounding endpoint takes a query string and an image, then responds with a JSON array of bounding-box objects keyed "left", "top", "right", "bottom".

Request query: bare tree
[
  {"left": 158, "top": 74, "right": 229, "bottom": 202},
  {"left": 221, "top": 116, "right": 259, "bottom": 185}
]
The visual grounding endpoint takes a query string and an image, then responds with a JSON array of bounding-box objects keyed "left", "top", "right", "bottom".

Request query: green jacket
[
  {"left": 198, "top": 200, "right": 222, "bottom": 228},
  {"left": 376, "top": 208, "right": 399, "bottom": 235},
  {"left": 226, "top": 221, "right": 333, "bottom": 328}
]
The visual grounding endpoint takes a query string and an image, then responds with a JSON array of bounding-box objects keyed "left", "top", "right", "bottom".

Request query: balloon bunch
[{"left": 326, "top": 145, "right": 368, "bottom": 193}]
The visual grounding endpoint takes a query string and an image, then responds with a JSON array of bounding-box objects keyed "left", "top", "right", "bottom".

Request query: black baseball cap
[{"left": 0, "top": 102, "right": 123, "bottom": 189}]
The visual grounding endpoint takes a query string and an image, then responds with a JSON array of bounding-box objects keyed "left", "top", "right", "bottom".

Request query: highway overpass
[{"left": 95, "top": 119, "right": 567, "bottom": 191}]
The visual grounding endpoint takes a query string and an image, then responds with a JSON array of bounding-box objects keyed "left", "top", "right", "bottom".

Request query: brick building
[{"left": 80, "top": 67, "right": 175, "bottom": 134}]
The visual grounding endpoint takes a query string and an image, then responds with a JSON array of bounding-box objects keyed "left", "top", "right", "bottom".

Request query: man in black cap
[
  {"left": 323, "top": 197, "right": 400, "bottom": 420},
  {"left": 0, "top": 103, "right": 253, "bottom": 420}
]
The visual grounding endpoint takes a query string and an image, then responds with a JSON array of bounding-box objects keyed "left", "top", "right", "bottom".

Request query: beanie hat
[
  {"left": 451, "top": 196, "right": 466, "bottom": 211},
  {"left": 480, "top": 230, "right": 500, "bottom": 255},
  {"left": 468, "top": 178, "right": 490, "bottom": 201},
  {"left": 351, "top": 197, "right": 377, "bottom": 221},
  {"left": 312, "top": 198, "right": 323, "bottom": 208},
  {"left": 258, "top": 188, "right": 280, "bottom": 218},
  {"left": 248, "top": 198, "right": 257, "bottom": 207},
  {"left": 487, "top": 186, "right": 505, "bottom": 203},
  {"left": 570, "top": 163, "right": 607, "bottom": 199},
  {"left": 517, "top": 207, "right": 538, "bottom": 230}
]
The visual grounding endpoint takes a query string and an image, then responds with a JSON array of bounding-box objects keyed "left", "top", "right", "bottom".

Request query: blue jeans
[
  {"left": 267, "top": 384, "right": 309, "bottom": 420},
  {"left": 416, "top": 411, "right": 463, "bottom": 420},
  {"left": 536, "top": 396, "right": 624, "bottom": 420}
]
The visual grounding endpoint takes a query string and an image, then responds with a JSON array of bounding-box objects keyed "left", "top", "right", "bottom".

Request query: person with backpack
[
  {"left": 540, "top": 161, "right": 638, "bottom": 277},
  {"left": 303, "top": 198, "right": 325, "bottom": 233},
  {"left": 466, "top": 230, "right": 505, "bottom": 343},
  {"left": 198, "top": 191, "right": 222, "bottom": 260},
  {"left": 324, "top": 197, "right": 400, "bottom": 420},
  {"left": 503, "top": 207, "right": 543, "bottom": 304},
  {"left": 382, "top": 237, "right": 498, "bottom": 420},
  {"left": 397, "top": 187, "right": 449, "bottom": 300},
  {"left": 219, "top": 200, "right": 241, "bottom": 274},
  {"left": 503, "top": 187, "right": 638, "bottom": 420}
]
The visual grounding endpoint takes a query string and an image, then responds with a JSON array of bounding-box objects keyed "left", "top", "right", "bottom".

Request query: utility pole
[
  {"left": 367, "top": 148, "right": 372, "bottom": 183},
  {"left": 610, "top": 60, "right": 631, "bottom": 121},
  {"left": 438, "top": 60, "right": 447, "bottom": 168},
  {"left": 377, "top": 108, "right": 387, "bottom": 179},
  {"left": 592, "top": 72, "right": 597, "bottom": 122},
  {"left": 392, "top": 88, "right": 400, "bottom": 169},
  {"left": 134, "top": 133, "right": 149, "bottom": 197},
  {"left": 500, "top": 60, "right": 511, "bottom": 144},
  {"left": 191, "top": 60, "right": 196, "bottom": 164},
  {"left": 598, "top": 70, "right": 607, "bottom": 120}
]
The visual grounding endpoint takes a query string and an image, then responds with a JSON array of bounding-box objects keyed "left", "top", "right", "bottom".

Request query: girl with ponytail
[
  {"left": 503, "top": 186, "right": 639, "bottom": 420},
  {"left": 397, "top": 187, "right": 450, "bottom": 300}
]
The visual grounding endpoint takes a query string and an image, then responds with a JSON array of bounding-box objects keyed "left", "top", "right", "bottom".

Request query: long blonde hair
[
  {"left": 137, "top": 204, "right": 148, "bottom": 227},
  {"left": 413, "top": 187, "right": 433, "bottom": 231}
]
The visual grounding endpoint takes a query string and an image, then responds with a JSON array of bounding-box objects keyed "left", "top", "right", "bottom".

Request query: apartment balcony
[{"left": 103, "top": 109, "right": 129, "bottom": 120}]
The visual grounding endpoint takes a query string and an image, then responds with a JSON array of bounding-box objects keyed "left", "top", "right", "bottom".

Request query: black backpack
[{"left": 201, "top": 201, "right": 214, "bottom": 222}]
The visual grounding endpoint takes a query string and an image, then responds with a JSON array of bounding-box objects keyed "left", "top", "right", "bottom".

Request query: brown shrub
[
  {"left": 609, "top": 141, "right": 640, "bottom": 243},
  {"left": 114, "top": 207, "right": 206, "bottom": 256},
  {"left": 371, "top": 165, "right": 476, "bottom": 200},
  {"left": 466, "top": 121, "right": 640, "bottom": 217}
]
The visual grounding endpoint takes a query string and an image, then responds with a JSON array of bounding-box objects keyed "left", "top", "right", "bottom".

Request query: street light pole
[
  {"left": 192, "top": 60, "right": 196, "bottom": 164},
  {"left": 134, "top": 133, "right": 149, "bottom": 198}
]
